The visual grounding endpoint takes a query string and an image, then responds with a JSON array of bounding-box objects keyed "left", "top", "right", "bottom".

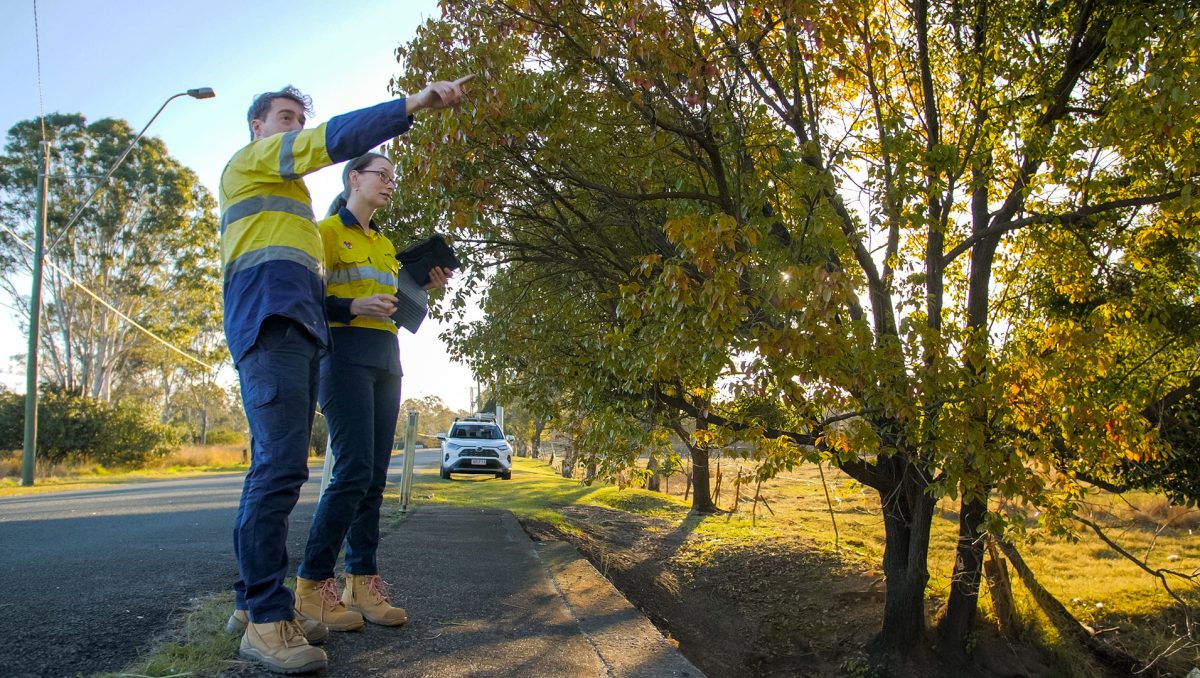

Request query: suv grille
[{"left": 463, "top": 448, "right": 500, "bottom": 458}]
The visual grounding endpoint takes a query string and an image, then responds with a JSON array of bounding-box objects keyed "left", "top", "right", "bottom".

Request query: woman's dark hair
[{"left": 327, "top": 152, "right": 392, "bottom": 217}]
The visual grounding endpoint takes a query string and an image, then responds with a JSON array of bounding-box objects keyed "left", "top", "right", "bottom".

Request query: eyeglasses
[{"left": 356, "top": 169, "right": 397, "bottom": 186}]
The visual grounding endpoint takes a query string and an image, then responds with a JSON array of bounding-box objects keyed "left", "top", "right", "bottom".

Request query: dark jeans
[
  {"left": 297, "top": 357, "right": 401, "bottom": 580},
  {"left": 233, "top": 318, "right": 319, "bottom": 622}
]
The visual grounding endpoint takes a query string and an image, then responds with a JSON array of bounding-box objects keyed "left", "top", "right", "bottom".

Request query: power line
[
  {"left": 0, "top": 222, "right": 216, "bottom": 371},
  {"left": 32, "top": 0, "right": 46, "bottom": 142}
]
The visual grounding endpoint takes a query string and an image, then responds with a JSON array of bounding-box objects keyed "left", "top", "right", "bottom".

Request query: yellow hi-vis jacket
[
  {"left": 320, "top": 208, "right": 401, "bottom": 335},
  {"left": 218, "top": 99, "right": 413, "bottom": 363}
]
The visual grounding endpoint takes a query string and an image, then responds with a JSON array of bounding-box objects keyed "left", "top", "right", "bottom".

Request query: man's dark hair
[{"left": 246, "top": 85, "right": 314, "bottom": 140}]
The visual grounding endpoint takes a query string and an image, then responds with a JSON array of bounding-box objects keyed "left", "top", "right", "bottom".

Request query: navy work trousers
[
  {"left": 298, "top": 357, "right": 401, "bottom": 580},
  {"left": 233, "top": 318, "right": 319, "bottom": 622}
]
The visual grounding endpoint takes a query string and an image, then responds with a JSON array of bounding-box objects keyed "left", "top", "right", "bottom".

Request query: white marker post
[{"left": 319, "top": 433, "right": 334, "bottom": 497}]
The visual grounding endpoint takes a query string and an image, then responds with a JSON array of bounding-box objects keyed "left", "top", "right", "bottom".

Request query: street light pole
[
  {"left": 20, "top": 88, "right": 215, "bottom": 486},
  {"left": 46, "top": 88, "right": 216, "bottom": 254}
]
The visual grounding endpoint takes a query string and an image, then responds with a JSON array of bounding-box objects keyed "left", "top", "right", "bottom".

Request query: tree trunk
[
  {"left": 983, "top": 537, "right": 1016, "bottom": 636},
  {"left": 531, "top": 417, "right": 545, "bottom": 459},
  {"left": 689, "top": 445, "right": 717, "bottom": 513},
  {"left": 199, "top": 408, "right": 209, "bottom": 446},
  {"left": 871, "top": 471, "right": 936, "bottom": 667},
  {"left": 646, "top": 453, "right": 661, "bottom": 492},
  {"left": 938, "top": 495, "right": 989, "bottom": 653},
  {"left": 997, "top": 539, "right": 1143, "bottom": 672},
  {"left": 671, "top": 414, "right": 717, "bottom": 513},
  {"left": 561, "top": 446, "right": 575, "bottom": 478}
]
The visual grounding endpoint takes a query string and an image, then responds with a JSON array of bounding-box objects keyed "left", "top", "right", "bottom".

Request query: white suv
[{"left": 438, "top": 416, "right": 513, "bottom": 480}]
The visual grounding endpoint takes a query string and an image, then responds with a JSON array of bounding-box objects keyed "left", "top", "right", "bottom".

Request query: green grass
[
  {"left": 99, "top": 590, "right": 241, "bottom": 678},
  {"left": 405, "top": 457, "right": 615, "bottom": 532}
]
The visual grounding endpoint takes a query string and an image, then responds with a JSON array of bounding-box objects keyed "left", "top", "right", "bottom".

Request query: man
[{"left": 219, "top": 76, "right": 470, "bottom": 674}]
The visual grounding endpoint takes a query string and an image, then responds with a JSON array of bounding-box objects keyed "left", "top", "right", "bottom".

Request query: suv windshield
[{"left": 449, "top": 425, "right": 502, "bottom": 440}]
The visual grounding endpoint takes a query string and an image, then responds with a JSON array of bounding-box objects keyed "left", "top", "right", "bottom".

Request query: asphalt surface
[
  {"left": 0, "top": 451, "right": 427, "bottom": 678},
  {"left": 0, "top": 452, "right": 702, "bottom": 677},
  {"left": 240, "top": 507, "right": 701, "bottom": 677}
]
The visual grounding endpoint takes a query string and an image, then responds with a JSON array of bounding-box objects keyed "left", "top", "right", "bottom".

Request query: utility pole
[{"left": 21, "top": 142, "right": 50, "bottom": 486}]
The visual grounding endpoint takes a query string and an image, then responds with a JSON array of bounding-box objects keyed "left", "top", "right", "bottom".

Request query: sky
[{"left": 0, "top": 0, "right": 481, "bottom": 413}]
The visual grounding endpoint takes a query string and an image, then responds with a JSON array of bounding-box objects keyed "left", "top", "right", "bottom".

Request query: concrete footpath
[{"left": 243, "top": 506, "right": 703, "bottom": 677}]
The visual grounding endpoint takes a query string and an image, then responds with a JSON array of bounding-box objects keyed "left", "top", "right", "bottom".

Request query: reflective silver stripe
[
  {"left": 327, "top": 265, "right": 398, "bottom": 288},
  {"left": 220, "top": 195, "right": 314, "bottom": 234},
  {"left": 279, "top": 130, "right": 300, "bottom": 180},
  {"left": 225, "top": 245, "right": 322, "bottom": 278}
]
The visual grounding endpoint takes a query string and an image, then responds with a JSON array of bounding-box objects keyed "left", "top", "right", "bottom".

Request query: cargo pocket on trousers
[{"left": 246, "top": 381, "right": 279, "bottom": 410}]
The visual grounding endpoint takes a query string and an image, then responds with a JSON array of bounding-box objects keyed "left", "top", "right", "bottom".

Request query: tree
[
  {"left": 389, "top": 1, "right": 770, "bottom": 508},
  {"left": 398, "top": 394, "right": 461, "bottom": 446},
  {"left": 0, "top": 113, "right": 221, "bottom": 402},
  {"left": 393, "top": 0, "right": 1200, "bottom": 667}
]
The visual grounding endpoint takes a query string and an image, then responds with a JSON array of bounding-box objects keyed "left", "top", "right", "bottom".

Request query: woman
[{"left": 293, "top": 152, "right": 450, "bottom": 631}]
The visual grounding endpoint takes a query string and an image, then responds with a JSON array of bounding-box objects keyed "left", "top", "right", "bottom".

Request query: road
[{"left": 0, "top": 450, "right": 440, "bottom": 678}]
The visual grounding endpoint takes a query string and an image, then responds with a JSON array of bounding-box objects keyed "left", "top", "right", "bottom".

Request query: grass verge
[
  {"left": 98, "top": 590, "right": 241, "bottom": 678},
  {"left": 408, "top": 456, "right": 690, "bottom": 534}
]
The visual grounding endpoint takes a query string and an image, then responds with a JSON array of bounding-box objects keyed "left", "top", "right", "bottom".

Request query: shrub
[
  {"left": 0, "top": 390, "right": 180, "bottom": 468},
  {"left": 203, "top": 428, "right": 245, "bottom": 446}
]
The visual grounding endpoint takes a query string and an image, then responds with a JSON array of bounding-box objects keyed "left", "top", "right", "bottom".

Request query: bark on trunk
[
  {"left": 938, "top": 495, "right": 989, "bottom": 652},
  {"left": 983, "top": 537, "right": 1016, "bottom": 636},
  {"left": 530, "top": 418, "right": 545, "bottom": 459},
  {"left": 997, "top": 539, "right": 1143, "bottom": 672},
  {"left": 561, "top": 446, "right": 575, "bottom": 478},
  {"left": 668, "top": 415, "right": 717, "bottom": 512},
  {"left": 689, "top": 446, "right": 717, "bottom": 513},
  {"left": 646, "top": 453, "right": 661, "bottom": 492},
  {"left": 871, "top": 474, "right": 936, "bottom": 666}
]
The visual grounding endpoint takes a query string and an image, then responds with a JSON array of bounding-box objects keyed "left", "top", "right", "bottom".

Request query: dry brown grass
[
  {"left": 154, "top": 443, "right": 248, "bottom": 469},
  {"left": 0, "top": 443, "right": 252, "bottom": 497},
  {"left": 0, "top": 451, "right": 115, "bottom": 480},
  {"left": 564, "top": 450, "right": 1200, "bottom": 676},
  {"left": 0, "top": 451, "right": 20, "bottom": 478},
  {"left": 1119, "top": 495, "right": 1200, "bottom": 532}
]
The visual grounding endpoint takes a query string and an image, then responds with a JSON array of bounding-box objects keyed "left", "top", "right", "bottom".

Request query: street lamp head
[{"left": 186, "top": 87, "right": 216, "bottom": 99}]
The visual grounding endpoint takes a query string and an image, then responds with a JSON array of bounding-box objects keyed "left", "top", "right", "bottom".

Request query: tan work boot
[
  {"left": 225, "top": 609, "right": 328, "bottom": 645},
  {"left": 343, "top": 573, "right": 408, "bottom": 626},
  {"left": 294, "top": 577, "right": 364, "bottom": 631},
  {"left": 239, "top": 619, "right": 327, "bottom": 674}
]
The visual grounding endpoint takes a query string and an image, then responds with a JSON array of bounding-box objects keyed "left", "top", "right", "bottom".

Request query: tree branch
[{"left": 942, "top": 188, "right": 1186, "bottom": 266}]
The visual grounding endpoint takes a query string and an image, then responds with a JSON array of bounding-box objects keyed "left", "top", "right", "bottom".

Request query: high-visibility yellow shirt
[
  {"left": 218, "top": 99, "right": 414, "bottom": 363},
  {"left": 320, "top": 208, "right": 421, "bottom": 375},
  {"left": 320, "top": 209, "right": 400, "bottom": 335}
]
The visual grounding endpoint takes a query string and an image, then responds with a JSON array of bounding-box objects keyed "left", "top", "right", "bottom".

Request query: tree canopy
[
  {"left": 0, "top": 113, "right": 222, "bottom": 404},
  {"left": 390, "top": 0, "right": 1199, "bottom": 664}
]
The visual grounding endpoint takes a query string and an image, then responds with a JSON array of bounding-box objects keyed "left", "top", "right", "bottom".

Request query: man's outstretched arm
[{"left": 325, "top": 75, "right": 474, "bottom": 163}]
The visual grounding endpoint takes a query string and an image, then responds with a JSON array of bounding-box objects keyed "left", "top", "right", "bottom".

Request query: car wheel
[
  {"left": 501, "top": 470, "right": 512, "bottom": 480},
  {"left": 440, "top": 467, "right": 451, "bottom": 480}
]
